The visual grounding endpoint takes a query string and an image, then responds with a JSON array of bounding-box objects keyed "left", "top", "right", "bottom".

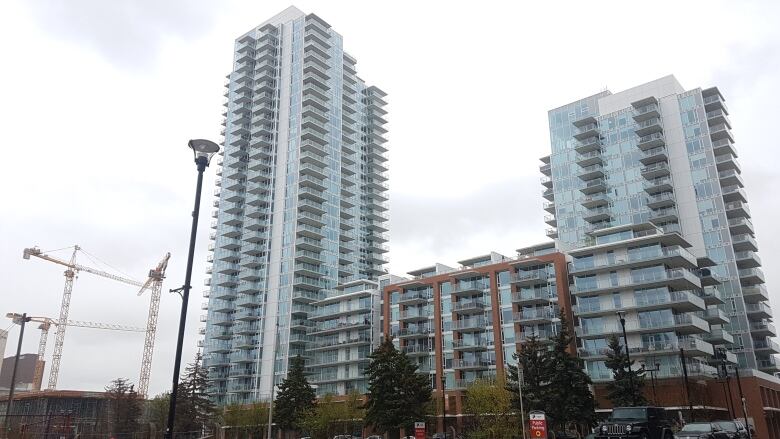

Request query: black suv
[{"left": 596, "top": 407, "right": 673, "bottom": 439}]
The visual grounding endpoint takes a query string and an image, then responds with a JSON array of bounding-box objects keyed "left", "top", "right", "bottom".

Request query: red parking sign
[
  {"left": 530, "top": 411, "right": 547, "bottom": 439},
  {"left": 415, "top": 421, "right": 425, "bottom": 439}
]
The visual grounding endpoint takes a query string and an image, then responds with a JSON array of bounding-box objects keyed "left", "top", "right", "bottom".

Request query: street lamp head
[{"left": 188, "top": 139, "right": 220, "bottom": 165}]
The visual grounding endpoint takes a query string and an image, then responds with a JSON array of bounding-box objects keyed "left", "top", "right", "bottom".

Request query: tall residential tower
[
  {"left": 202, "top": 7, "right": 389, "bottom": 405},
  {"left": 542, "top": 75, "right": 776, "bottom": 376}
]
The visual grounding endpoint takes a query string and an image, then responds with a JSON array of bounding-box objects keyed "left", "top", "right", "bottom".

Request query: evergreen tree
[
  {"left": 105, "top": 378, "right": 142, "bottom": 439},
  {"left": 604, "top": 334, "right": 648, "bottom": 407},
  {"left": 274, "top": 355, "right": 317, "bottom": 435},
  {"left": 545, "top": 311, "right": 596, "bottom": 433},
  {"left": 175, "top": 352, "right": 217, "bottom": 436},
  {"left": 507, "top": 333, "right": 549, "bottom": 413},
  {"left": 364, "top": 338, "right": 432, "bottom": 439}
]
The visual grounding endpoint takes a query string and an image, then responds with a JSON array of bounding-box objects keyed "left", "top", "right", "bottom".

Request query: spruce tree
[
  {"left": 545, "top": 311, "right": 596, "bottom": 432},
  {"left": 507, "top": 333, "right": 549, "bottom": 413},
  {"left": 274, "top": 355, "right": 317, "bottom": 435},
  {"left": 364, "top": 338, "right": 432, "bottom": 439},
  {"left": 105, "top": 378, "right": 142, "bottom": 439},
  {"left": 175, "top": 352, "right": 217, "bottom": 435},
  {"left": 604, "top": 334, "right": 648, "bottom": 407}
]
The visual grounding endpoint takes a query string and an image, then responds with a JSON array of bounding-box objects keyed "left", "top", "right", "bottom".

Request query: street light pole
[
  {"left": 164, "top": 139, "right": 220, "bottom": 439},
  {"left": 4, "top": 313, "right": 31, "bottom": 438},
  {"left": 616, "top": 311, "right": 635, "bottom": 406}
]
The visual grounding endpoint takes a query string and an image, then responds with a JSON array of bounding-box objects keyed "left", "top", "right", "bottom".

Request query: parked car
[
  {"left": 713, "top": 420, "right": 749, "bottom": 439},
  {"left": 597, "top": 406, "right": 673, "bottom": 439},
  {"left": 675, "top": 423, "right": 730, "bottom": 439}
]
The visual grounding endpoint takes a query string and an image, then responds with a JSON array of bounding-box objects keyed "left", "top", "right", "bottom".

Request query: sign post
[
  {"left": 415, "top": 421, "right": 426, "bottom": 439},
  {"left": 530, "top": 411, "right": 547, "bottom": 439}
]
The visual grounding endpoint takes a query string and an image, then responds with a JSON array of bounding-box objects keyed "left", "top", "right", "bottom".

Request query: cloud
[{"left": 23, "top": 0, "right": 223, "bottom": 70}]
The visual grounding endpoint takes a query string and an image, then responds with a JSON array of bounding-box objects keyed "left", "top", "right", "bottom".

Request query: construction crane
[
  {"left": 137, "top": 252, "right": 170, "bottom": 397},
  {"left": 23, "top": 246, "right": 170, "bottom": 396},
  {"left": 29, "top": 317, "right": 146, "bottom": 391}
]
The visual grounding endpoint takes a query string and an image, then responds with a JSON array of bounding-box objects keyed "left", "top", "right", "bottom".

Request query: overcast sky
[{"left": 1, "top": 0, "right": 779, "bottom": 396}]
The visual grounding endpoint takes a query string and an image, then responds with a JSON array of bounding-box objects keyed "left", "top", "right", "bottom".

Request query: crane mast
[
  {"left": 138, "top": 253, "right": 170, "bottom": 398},
  {"left": 48, "top": 247, "right": 78, "bottom": 390}
]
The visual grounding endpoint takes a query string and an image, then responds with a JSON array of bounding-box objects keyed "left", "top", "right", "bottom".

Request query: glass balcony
[
  {"left": 452, "top": 338, "right": 492, "bottom": 351},
  {"left": 451, "top": 317, "right": 490, "bottom": 332},
  {"left": 641, "top": 162, "right": 671, "bottom": 179},
  {"left": 573, "top": 120, "right": 599, "bottom": 139},
  {"left": 575, "top": 150, "right": 603, "bottom": 167},
  {"left": 732, "top": 233, "right": 758, "bottom": 252},
  {"left": 542, "top": 187, "right": 555, "bottom": 201},
  {"left": 514, "top": 307, "right": 559, "bottom": 324},
  {"left": 578, "top": 164, "right": 605, "bottom": 181},
  {"left": 580, "top": 178, "right": 607, "bottom": 195},
  {"left": 718, "top": 169, "right": 744, "bottom": 188},
  {"left": 399, "top": 308, "right": 431, "bottom": 322},
  {"left": 758, "top": 357, "right": 780, "bottom": 373},
  {"left": 453, "top": 300, "right": 487, "bottom": 314},
  {"left": 451, "top": 281, "right": 489, "bottom": 296},
  {"left": 649, "top": 206, "right": 679, "bottom": 223},
  {"left": 712, "top": 138, "right": 737, "bottom": 156},
  {"left": 704, "top": 328, "right": 734, "bottom": 344},
  {"left": 512, "top": 288, "right": 556, "bottom": 305},
  {"left": 544, "top": 214, "right": 557, "bottom": 227},
  {"left": 543, "top": 201, "right": 556, "bottom": 213},
  {"left": 647, "top": 192, "right": 676, "bottom": 209},
  {"left": 452, "top": 357, "right": 495, "bottom": 370},
  {"left": 735, "top": 250, "right": 762, "bottom": 269},
  {"left": 745, "top": 302, "right": 773, "bottom": 320},
  {"left": 701, "top": 308, "right": 729, "bottom": 325},
  {"left": 581, "top": 193, "right": 610, "bottom": 208},
  {"left": 399, "top": 290, "right": 433, "bottom": 304},
  {"left": 742, "top": 285, "right": 769, "bottom": 303},
  {"left": 750, "top": 321, "right": 776, "bottom": 337},
  {"left": 633, "top": 103, "right": 660, "bottom": 122},
  {"left": 643, "top": 177, "right": 673, "bottom": 195},
  {"left": 511, "top": 270, "right": 552, "bottom": 286},
  {"left": 583, "top": 207, "right": 611, "bottom": 223},
  {"left": 637, "top": 132, "right": 665, "bottom": 150},
  {"left": 721, "top": 185, "right": 747, "bottom": 204},
  {"left": 575, "top": 137, "right": 602, "bottom": 154},
  {"left": 635, "top": 117, "right": 664, "bottom": 137},
  {"left": 753, "top": 338, "right": 780, "bottom": 354},
  {"left": 576, "top": 314, "right": 708, "bottom": 338},
  {"left": 572, "top": 268, "right": 700, "bottom": 295},
  {"left": 716, "top": 153, "right": 741, "bottom": 173},
  {"left": 640, "top": 146, "right": 668, "bottom": 165},
  {"left": 725, "top": 201, "right": 751, "bottom": 219},
  {"left": 398, "top": 326, "right": 434, "bottom": 338}
]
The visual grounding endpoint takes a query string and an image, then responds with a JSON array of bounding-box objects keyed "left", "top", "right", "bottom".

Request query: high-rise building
[
  {"left": 541, "top": 75, "right": 777, "bottom": 375},
  {"left": 202, "top": 6, "right": 389, "bottom": 405},
  {"left": 382, "top": 246, "right": 572, "bottom": 433}
]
